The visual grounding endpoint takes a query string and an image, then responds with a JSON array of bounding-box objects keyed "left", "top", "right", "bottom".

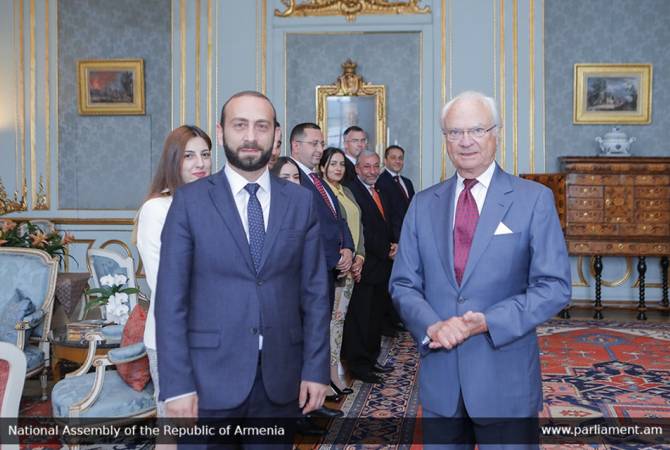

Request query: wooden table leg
[
  {"left": 593, "top": 255, "right": 603, "bottom": 320},
  {"left": 637, "top": 256, "right": 647, "bottom": 320}
]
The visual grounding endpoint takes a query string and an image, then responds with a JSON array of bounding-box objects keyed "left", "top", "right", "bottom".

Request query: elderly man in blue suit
[
  {"left": 156, "top": 91, "right": 330, "bottom": 448},
  {"left": 389, "top": 91, "right": 571, "bottom": 449}
]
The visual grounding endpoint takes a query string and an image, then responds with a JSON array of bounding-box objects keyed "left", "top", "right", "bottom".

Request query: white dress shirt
[
  {"left": 224, "top": 164, "right": 271, "bottom": 237},
  {"left": 385, "top": 167, "right": 410, "bottom": 198},
  {"left": 291, "top": 158, "right": 337, "bottom": 211},
  {"left": 136, "top": 195, "right": 173, "bottom": 351},
  {"left": 452, "top": 160, "right": 496, "bottom": 226}
]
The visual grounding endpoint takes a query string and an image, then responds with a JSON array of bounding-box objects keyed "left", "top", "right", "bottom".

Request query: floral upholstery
[{"left": 52, "top": 373, "right": 154, "bottom": 417}]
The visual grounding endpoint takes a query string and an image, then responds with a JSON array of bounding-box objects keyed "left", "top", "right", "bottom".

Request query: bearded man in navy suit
[
  {"left": 156, "top": 92, "right": 330, "bottom": 448},
  {"left": 390, "top": 91, "right": 571, "bottom": 449}
]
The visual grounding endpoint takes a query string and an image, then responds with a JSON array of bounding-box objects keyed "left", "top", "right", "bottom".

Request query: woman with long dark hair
[{"left": 135, "top": 125, "right": 212, "bottom": 416}]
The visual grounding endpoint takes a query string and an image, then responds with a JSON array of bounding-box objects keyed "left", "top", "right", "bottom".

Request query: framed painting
[
  {"left": 573, "top": 64, "right": 652, "bottom": 124},
  {"left": 316, "top": 60, "right": 386, "bottom": 156},
  {"left": 77, "top": 59, "right": 145, "bottom": 115}
]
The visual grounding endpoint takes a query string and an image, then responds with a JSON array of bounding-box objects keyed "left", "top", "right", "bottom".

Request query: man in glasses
[
  {"left": 390, "top": 91, "right": 571, "bottom": 449},
  {"left": 342, "top": 126, "right": 368, "bottom": 185}
]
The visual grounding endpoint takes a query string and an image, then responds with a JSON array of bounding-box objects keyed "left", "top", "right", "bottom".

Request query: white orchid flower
[
  {"left": 100, "top": 274, "right": 115, "bottom": 287},
  {"left": 113, "top": 274, "right": 128, "bottom": 286}
]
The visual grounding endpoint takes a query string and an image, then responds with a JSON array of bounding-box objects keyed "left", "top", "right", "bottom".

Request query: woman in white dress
[{"left": 135, "top": 125, "right": 212, "bottom": 416}]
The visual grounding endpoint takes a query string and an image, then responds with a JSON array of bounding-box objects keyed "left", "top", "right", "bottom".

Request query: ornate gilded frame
[
  {"left": 316, "top": 60, "right": 386, "bottom": 157},
  {"left": 573, "top": 63, "right": 652, "bottom": 124},
  {"left": 275, "top": 0, "right": 431, "bottom": 22},
  {"left": 77, "top": 59, "right": 145, "bottom": 115}
]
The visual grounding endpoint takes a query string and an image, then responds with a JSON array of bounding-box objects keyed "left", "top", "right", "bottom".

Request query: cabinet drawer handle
[{"left": 582, "top": 188, "right": 589, "bottom": 194}]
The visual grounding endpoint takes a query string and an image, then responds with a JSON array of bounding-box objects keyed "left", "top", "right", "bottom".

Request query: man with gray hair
[
  {"left": 390, "top": 91, "right": 571, "bottom": 448},
  {"left": 342, "top": 149, "right": 397, "bottom": 384}
]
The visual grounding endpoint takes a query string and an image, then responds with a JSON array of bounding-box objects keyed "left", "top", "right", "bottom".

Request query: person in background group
[
  {"left": 135, "top": 125, "right": 213, "bottom": 419},
  {"left": 341, "top": 126, "right": 368, "bottom": 185},
  {"left": 268, "top": 120, "right": 282, "bottom": 169},
  {"left": 270, "top": 156, "right": 300, "bottom": 184},
  {"left": 319, "top": 147, "right": 365, "bottom": 398},
  {"left": 390, "top": 91, "right": 571, "bottom": 449},
  {"left": 342, "top": 150, "right": 396, "bottom": 385},
  {"left": 376, "top": 145, "right": 416, "bottom": 240},
  {"left": 155, "top": 91, "right": 331, "bottom": 449}
]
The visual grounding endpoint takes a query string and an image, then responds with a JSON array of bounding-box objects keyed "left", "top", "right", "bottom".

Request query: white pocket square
[{"left": 494, "top": 222, "right": 513, "bottom": 235}]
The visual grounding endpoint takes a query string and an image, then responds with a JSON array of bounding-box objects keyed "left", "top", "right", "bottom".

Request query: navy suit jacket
[
  {"left": 155, "top": 170, "right": 330, "bottom": 410},
  {"left": 376, "top": 169, "right": 415, "bottom": 241},
  {"left": 390, "top": 164, "right": 571, "bottom": 417},
  {"left": 348, "top": 177, "right": 395, "bottom": 284},
  {"left": 296, "top": 168, "right": 354, "bottom": 269}
]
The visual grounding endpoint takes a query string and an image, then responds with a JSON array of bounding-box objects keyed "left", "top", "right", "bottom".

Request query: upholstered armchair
[
  {"left": 51, "top": 330, "right": 155, "bottom": 419},
  {"left": 1, "top": 341, "right": 27, "bottom": 450},
  {"left": 0, "top": 248, "right": 58, "bottom": 401}
]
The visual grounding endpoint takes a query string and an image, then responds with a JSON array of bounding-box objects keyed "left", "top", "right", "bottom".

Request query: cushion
[
  {"left": 0, "top": 289, "right": 35, "bottom": 344},
  {"left": 23, "top": 344, "right": 45, "bottom": 372},
  {"left": 52, "top": 371, "right": 154, "bottom": 417},
  {"left": 116, "top": 305, "right": 150, "bottom": 391}
]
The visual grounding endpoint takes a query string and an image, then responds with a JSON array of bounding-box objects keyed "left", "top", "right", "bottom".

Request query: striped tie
[{"left": 309, "top": 173, "right": 337, "bottom": 218}]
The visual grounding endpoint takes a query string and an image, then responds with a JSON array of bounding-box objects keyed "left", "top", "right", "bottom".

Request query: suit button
[
  {"left": 251, "top": 327, "right": 258, "bottom": 335},
  {"left": 457, "top": 297, "right": 466, "bottom": 304},
  {"left": 256, "top": 280, "right": 263, "bottom": 286}
]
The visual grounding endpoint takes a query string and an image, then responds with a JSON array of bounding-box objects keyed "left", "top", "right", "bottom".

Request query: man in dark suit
[
  {"left": 376, "top": 145, "right": 416, "bottom": 241},
  {"left": 156, "top": 92, "right": 330, "bottom": 447},
  {"left": 290, "top": 123, "right": 354, "bottom": 307},
  {"left": 341, "top": 126, "right": 368, "bottom": 186},
  {"left": 342, "top": 150, "right": 397, "bottom": 384}
]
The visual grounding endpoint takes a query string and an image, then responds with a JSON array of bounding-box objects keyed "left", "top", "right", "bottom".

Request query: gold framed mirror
[{"left": 316, "top": 60, "right": 386, "bottom": 157}]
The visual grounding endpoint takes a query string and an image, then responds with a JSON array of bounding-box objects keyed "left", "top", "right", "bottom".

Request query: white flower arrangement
[{"left": 85, "top": 273, "right": 139, "bottom": 325}]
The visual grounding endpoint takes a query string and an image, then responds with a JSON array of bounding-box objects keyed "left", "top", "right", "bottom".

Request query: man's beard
[{"left": 224, "top": 139, "right": 272, "bottom": 172}]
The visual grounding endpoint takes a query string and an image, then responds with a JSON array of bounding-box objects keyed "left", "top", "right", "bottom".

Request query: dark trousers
[
  {"left": 341, "top": 280, "right": 387, "bottom": 373},
  {"left": 179, "top": 364, "right": 300, "bottom": 450},
  {"left": 422, "top": 394, "right": 539, "bottom": 450}
]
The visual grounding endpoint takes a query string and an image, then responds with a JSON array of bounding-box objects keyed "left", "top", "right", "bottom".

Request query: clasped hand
[{"left": 426, "top": 311, "right": 487, "bottom": 350}]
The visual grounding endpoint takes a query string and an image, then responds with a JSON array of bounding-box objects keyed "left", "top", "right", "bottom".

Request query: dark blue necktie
[{"left": 244, "top": 183, "right": 265, "bottom": 273}]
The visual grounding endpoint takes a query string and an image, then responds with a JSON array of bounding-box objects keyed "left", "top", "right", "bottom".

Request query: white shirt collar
[
  {"left": 224, "top": 164, "right": 271, "bottom": 195},
  {"left": 290, "top": 157, "right": 315, "bottom": 176},
  {"left": 345, "top": 154, "right": 357, "bottom": 165},
  {"left": 385, "top": 167, "right": 399, "bottom": 177},
  {"left": 456, "top": 160, "right": 496, "bottom": 190}
]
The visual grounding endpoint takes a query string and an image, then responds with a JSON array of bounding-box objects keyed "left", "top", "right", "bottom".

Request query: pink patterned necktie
[
  {"left": 309, "top": 173, "right": 337, "bottom": 218},
  {"left": 453, "top": 178, "right": 479, "bottom": 285}
]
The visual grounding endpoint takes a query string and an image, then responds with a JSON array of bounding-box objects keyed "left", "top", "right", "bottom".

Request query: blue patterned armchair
[
  {"left": 51, "top": 331, "right": 155, "bottom": 419},
  {"left": 0, "top": 247, "right": 58, "bottom": 401}
]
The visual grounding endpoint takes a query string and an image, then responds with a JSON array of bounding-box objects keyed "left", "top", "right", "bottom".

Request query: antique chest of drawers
[
  {"left": 522, "top": 157, "right": 670, "bottom": 319},
  {"left": 559, "top": 156, "right": 670, "bottom": 256}
]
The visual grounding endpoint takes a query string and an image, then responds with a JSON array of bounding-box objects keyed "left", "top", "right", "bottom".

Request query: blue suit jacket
[
  {"left": 155, "top": 170, "right": 330, "bottom": 409},
  {"left": 297, "top": 168, "right": 354, "bottom": 269},
  {"left": 389, "top": 164, "right": 571, "bottom": 417}
]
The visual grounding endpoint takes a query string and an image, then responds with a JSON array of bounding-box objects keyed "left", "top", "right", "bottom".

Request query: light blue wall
[
  {"left": 58, "top": 0, "right": 171, "bottom": 210},
  {"left": 285, "top": 32, "right": 421, "bottom": 185},
  {"left": 545, "top": 0, "right": 670, "bottom": 171}
]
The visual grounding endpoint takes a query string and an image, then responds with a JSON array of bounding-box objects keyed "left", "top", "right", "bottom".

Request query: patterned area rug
[{"left": 318, "top": 320, "right": 670, "bottom": 449}]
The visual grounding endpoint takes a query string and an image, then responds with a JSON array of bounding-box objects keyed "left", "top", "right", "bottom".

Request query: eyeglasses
[
  {"left": 443, "top": 125, "right": 497, "bottom": 142},
  {"left": 346, "top": 138, "right": 368, "bottom": 145},
  {"left": 296, "top": 140, "right": 325, "bottom": 148}
]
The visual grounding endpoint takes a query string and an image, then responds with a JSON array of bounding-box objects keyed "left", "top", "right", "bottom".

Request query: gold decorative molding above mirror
[
  {"left": 275, "top": 0, "right": 431, "bottom": 23},
  {"left": 317, "top": 60, "right": 386, "bottom": 156},
  {"left": 0, "top": 179, "right": 27, "bottom": 216}
]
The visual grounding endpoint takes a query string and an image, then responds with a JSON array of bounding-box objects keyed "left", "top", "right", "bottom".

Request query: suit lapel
[
  {"left": 258, "top": 176, "right": 289, "bottom": 272},
  {"left": 208, "top": 171, "right": 255, "bottom": 274},
  {"left": 432, "top": 177, "right": 458, "bottom": 289},
  {"left": 460, "top": 165, "right": 513, "bottom": 288}
]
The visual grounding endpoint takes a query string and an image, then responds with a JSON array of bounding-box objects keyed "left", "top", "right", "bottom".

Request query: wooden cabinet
[{"left": 522, "top": 157, "right": 670, "bottom": 319}]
